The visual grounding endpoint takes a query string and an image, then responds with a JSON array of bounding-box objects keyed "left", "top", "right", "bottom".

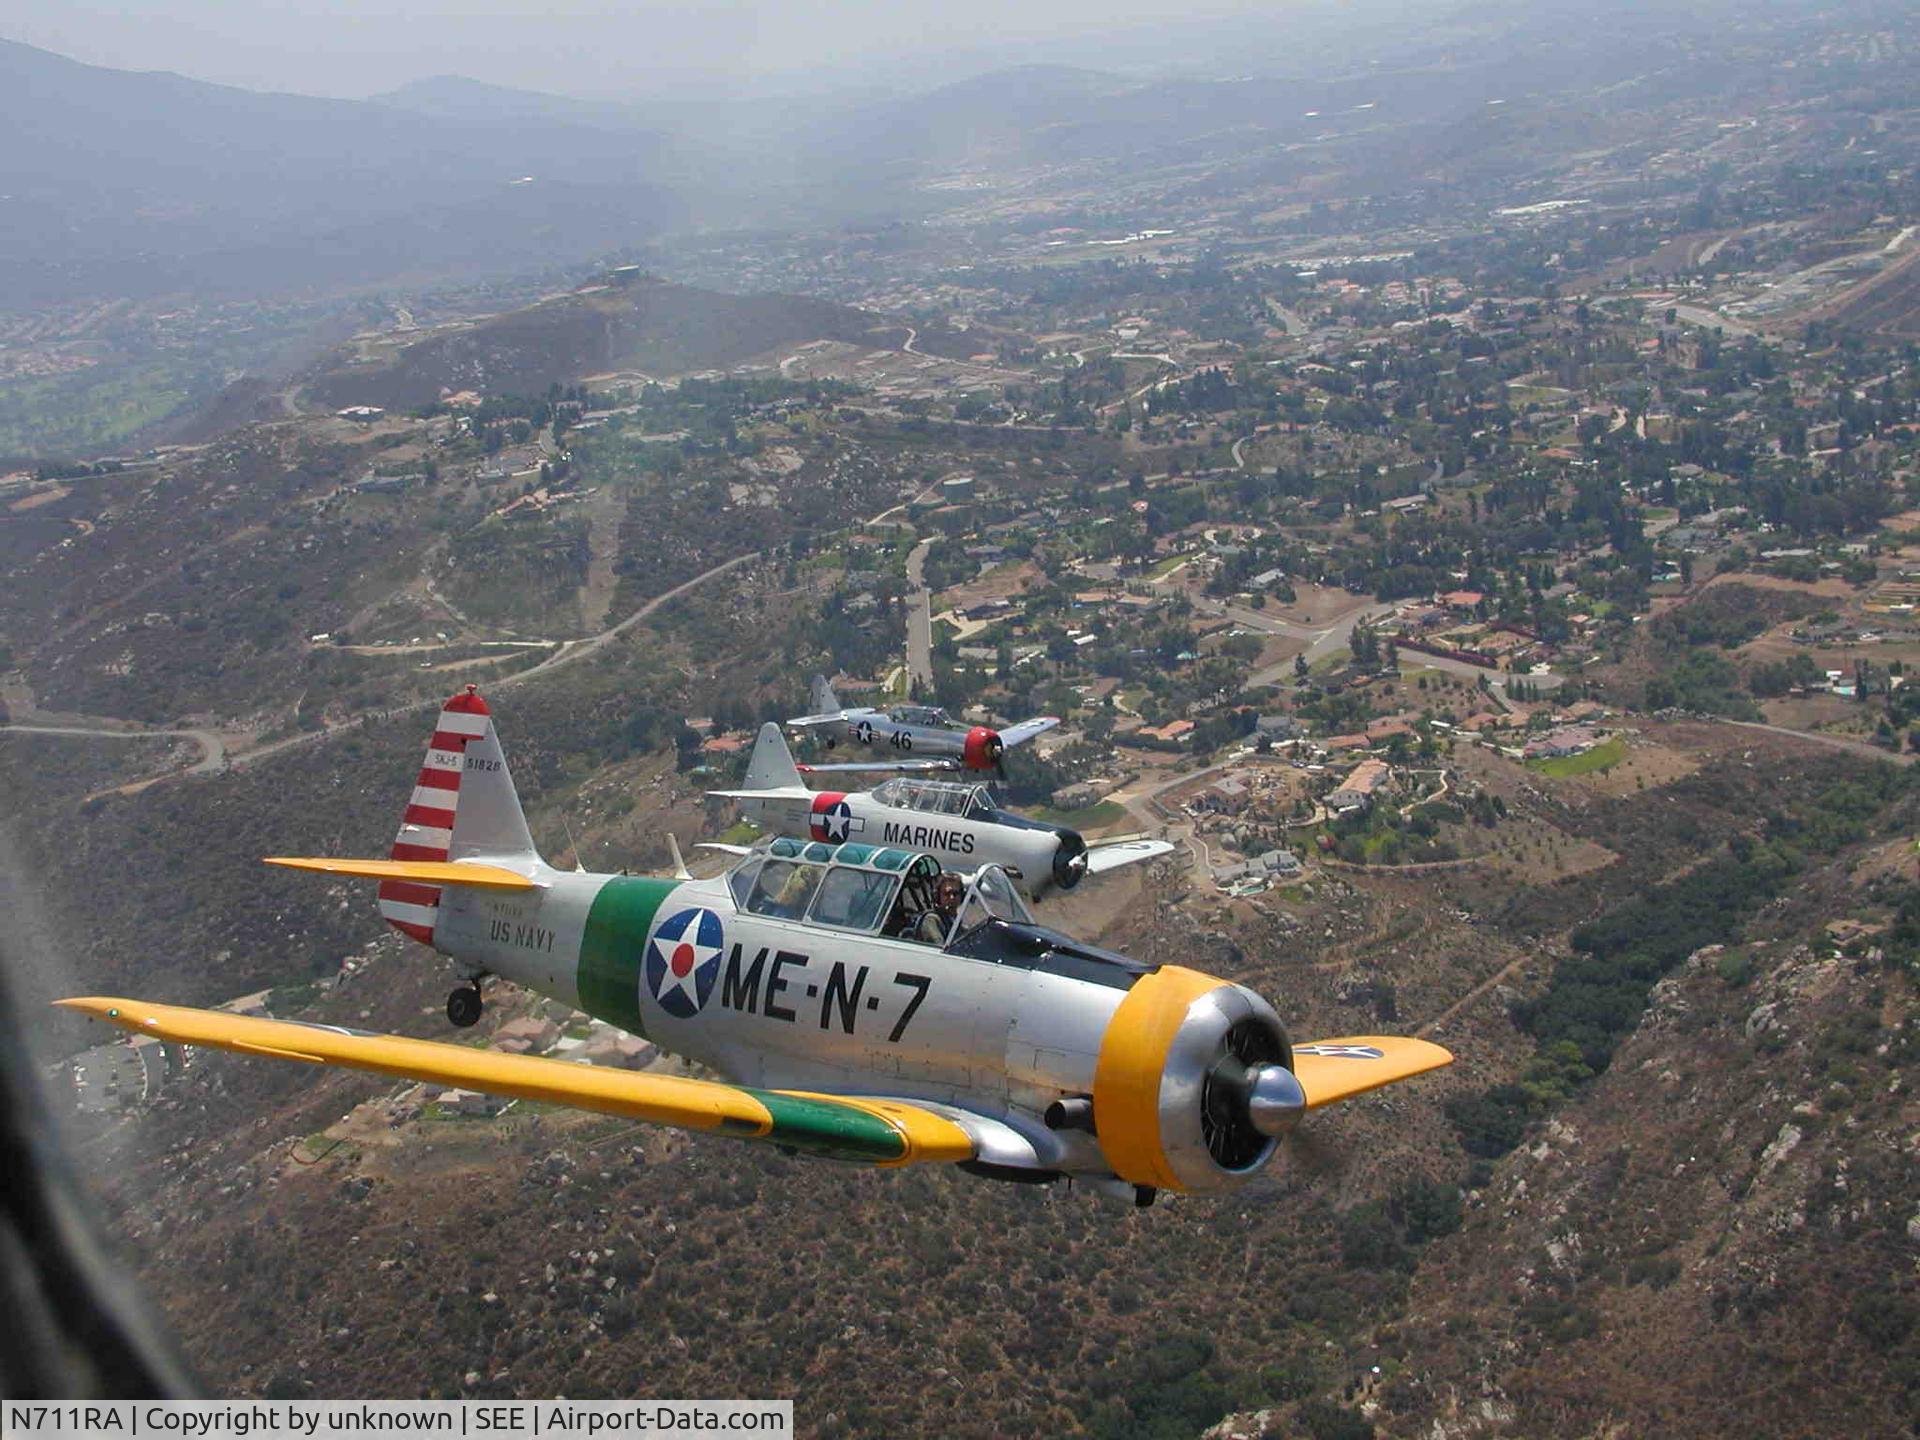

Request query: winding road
[
  {"left": 2, "top": 550, "right": 766, "bottom": 787},
  {"left": 0, "top": 722, "right": 228, "bottom": 774},
  {"left": 5, "top": 471, "right": 946, "bottom": 791}
]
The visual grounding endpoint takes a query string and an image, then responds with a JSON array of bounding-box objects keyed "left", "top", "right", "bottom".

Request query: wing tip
[{"left": 56, "top": 995, "right": 138, "bottom": 1024}]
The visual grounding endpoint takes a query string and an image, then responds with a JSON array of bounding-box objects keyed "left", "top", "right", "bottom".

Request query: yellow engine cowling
[{"left": 1091, "top": 965, "right": 1304, "bottom": 1194}]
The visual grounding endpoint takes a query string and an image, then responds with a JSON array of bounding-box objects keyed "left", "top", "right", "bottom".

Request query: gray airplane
[{"left": 788, "top": 675, "right": 1059, "bottom": 773}]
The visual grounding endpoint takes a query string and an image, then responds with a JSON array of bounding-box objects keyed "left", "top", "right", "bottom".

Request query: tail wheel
[{"left": 446, "top": 985, "right": 483, "bottom": 1028}]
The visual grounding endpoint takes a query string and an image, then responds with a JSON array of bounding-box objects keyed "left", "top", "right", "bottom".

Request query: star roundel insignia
[
  {"left": 853, "top": 719, "right": 876, "bottom": 744},
  {"left": 810, "top": 793, "right": 864, "bottom": 844},
  {"left": 1293, "top": 1043, "right": 1386, "bottom": 1060},
  {"left": 643, "top": 906, "right": 726, "bottom": 1020}
]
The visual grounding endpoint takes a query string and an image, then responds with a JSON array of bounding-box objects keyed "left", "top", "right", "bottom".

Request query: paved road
[
  {"left": 905, "top": 537, "right": 934, "bottom": 697},
  {"left": 1107, "top": 753, "right": 1251, "bottom": 841},
  {"left": 1403, "top": 651, "right": 1565, "bottom": 694},
  {"left": 1211, "top": 597, "right": 1399, "bottom": 683}
]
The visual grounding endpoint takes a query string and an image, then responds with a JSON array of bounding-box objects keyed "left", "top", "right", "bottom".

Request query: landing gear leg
[{"left": 446, "top": 983, "right": 483, "bottom": 1028}]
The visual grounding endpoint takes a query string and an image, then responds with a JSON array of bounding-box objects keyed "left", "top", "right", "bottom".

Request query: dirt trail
[{"left": 578, "top": 486, "right": 627, "bottom": 632}]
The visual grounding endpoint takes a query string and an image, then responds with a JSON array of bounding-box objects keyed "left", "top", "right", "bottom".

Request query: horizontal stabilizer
[
  {"left": 697, "top": 842, "right": 754, "bottom": 856},
  {"left": 1085, "top": 839, "right": 1176, "bottom": 876},
  {"left": 264, "top": 856, "right": 539, "bottom": 890},
  {"left": 1291, "top": 1036, "right": 1453, "bottom": 1109},
  {"left": 58, "top": 997, "right": 976, "bottom": 1168}
]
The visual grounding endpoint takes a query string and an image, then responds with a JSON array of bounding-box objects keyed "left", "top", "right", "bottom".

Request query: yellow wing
[
  {"left": 1292, "top": 1036, "right": 1454, "bottom": 1109},
  {"left": 58, "top": 997, "right": 972, "bottom": 1167}
]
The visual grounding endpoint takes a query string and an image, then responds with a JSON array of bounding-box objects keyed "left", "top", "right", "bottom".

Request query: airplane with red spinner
[{"left": 787, "top": 675, "right": 1059, "bottom": 774}]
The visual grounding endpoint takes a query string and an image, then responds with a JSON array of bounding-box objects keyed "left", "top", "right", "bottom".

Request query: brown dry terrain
[{"left": 937, "top": 559, "right": 1043, "bottom": 613}]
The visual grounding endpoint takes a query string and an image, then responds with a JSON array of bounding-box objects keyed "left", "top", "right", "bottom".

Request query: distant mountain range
[
  {"left": 0, "top": 4, "right": 1841, "bottom": 311},
  {"left": 0, "top": 38, "right": 692, "bottom": 306}
]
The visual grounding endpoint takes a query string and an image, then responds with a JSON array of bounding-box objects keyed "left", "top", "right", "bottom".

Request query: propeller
[
  {"left": 961, "top": 725, "right": 1005, "bottom": 773},
  {"left": 1198, "top": 1018, "right": 1303, "bottom": 1169},
  {"left": 1051, "top": 830, "right": 1090, "bottom": 891}
]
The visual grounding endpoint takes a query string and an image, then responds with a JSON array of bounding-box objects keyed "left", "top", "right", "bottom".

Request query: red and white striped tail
[{"left": 378, "top": 687, "right": 493, "bottom": 946}]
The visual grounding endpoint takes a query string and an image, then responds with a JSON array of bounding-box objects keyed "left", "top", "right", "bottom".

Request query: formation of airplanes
[
  {"left": 708, "top": 721, "right": 1173, "bottom": 895},
  {"left": 68, "top": 684, "right": 1452, "bottom": 1207}
]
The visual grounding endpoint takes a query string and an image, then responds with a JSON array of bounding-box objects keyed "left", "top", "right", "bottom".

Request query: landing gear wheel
[{"left": 446, "top": 985, "right": 483, "bottom": 1028}]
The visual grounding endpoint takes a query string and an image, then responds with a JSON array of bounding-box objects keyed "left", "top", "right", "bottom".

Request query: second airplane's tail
[
  {"left": 810, "top": 674, "right": 843, "bottom": 717},
  {"left": 742, "top": 721, "right": 806, "bottom": 791}
]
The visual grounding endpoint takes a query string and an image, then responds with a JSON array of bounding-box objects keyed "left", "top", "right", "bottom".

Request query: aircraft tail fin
[
  {"left": 742, "top": 722, "right": 806, "bottom": 791},
  {"left": 377, "top": 686, "right": 538, "bottom": 945},
  {"left": 810, "top": 674, "right": 842, "bottom": 717}
]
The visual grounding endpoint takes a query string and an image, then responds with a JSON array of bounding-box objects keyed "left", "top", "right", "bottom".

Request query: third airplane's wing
[
  {"left": 59, "top": 997, "right": 975, "bottom": 1168},
  {"left": 1084, "top": 839, "right": 1176, "bottom": 875},
  {"left": 1290, "top": 1037, "right": 1454, "bottom": 1109},
  {"left": 996, "top": 716, "right": 1061, "bottom": 749}
]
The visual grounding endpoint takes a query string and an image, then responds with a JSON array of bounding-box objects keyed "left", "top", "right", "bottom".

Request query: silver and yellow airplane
[
  {"left": 65, "top": 687, "right": 1450, "bottom": 1205},
  {"left": 787, "top": 675, "right": 1059, "bottom": 773},
  {"left": 710, "top": 721, "right": 1172, "bottom": 896}
]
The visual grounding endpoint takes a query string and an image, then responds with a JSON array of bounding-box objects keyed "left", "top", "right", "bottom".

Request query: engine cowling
[
  {"left": 1050, "top": 829, "right": 1089, "bottom": 891},
  {"left": 1090, "top": 966, "right": 1303, "bottom": 1194},
  {"left": 961, "top": 725, "right": 1004, "bottom": 771}
]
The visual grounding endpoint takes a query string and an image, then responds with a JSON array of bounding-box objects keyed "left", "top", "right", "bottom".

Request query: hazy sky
[{"left": 4, "top": 0, "right": 1316, "bottom": 99}]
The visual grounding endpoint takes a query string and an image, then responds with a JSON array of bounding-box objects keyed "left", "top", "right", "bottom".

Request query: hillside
[{"left": 304, "top": 277, "right": 905, "bottom": 410}]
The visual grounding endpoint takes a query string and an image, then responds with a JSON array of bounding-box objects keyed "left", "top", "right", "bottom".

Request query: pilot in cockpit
[
  {"left": 913, "top": 872, "right": 965, "bottom": 945},
  {"left": 884, "top": 868, "right": 963, "bottom": 945}
]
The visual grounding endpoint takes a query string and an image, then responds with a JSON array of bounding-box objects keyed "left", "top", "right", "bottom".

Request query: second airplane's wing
[
  {"left": 1290, "top": 1037, "right": 1454, "bottom": 1109},
  {"left": 996, "top": 716, "right": 1061, "bottom": 749},
  {"left": 1084, "top": 839, "right": 1176, "bottom": 875},
  {"left": 59, "top": 997, "right": 975, "bottom": 1168}
]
